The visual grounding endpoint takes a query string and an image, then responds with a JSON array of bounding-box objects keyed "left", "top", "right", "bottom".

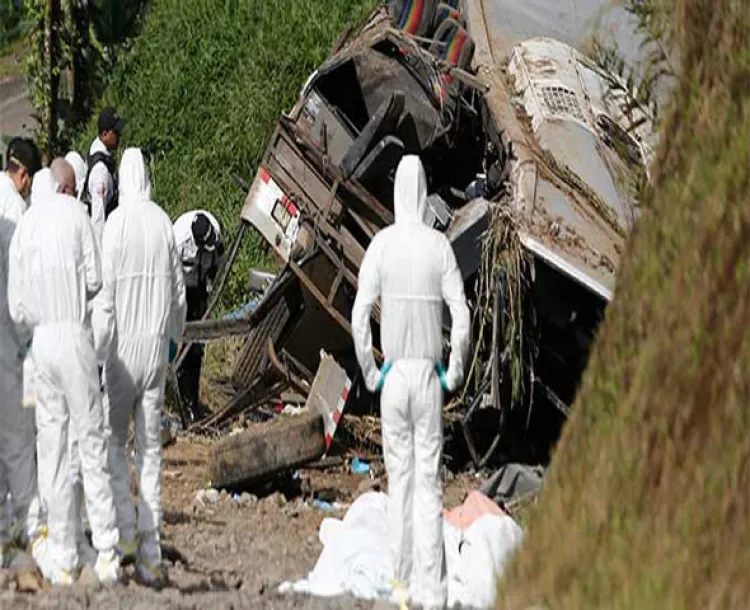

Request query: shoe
[
  {"left": 116, "top": 536, "right": 138, "bottom": 565},
  {"left": 94, "top": 549, "right": 121, "bottom": 585},
  {"left": 31, "top": 532, "right": 74, "bottom": 587},
  {"left": 135, "top": 557, "right": 168, "bottom": 589},
  {"left": 30, "top": 526, "right": 47, "bottom": 566},
  {"left": 22, "top": 392, "right": 35, "bottom": 409},
  {"left": 390, "top": 579, "right": 411, "bottom": 610},
  {"left": 45, "top": 566, "right": 74, "bottom": 586}
]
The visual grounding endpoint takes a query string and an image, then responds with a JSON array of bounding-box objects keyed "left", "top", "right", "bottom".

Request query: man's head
[
  {"left": 97, "top": 107, "right": 125, "bottom": 151},
  {"left": 5, "top": 137, "right": 42, "bottom": 199},
  {"left": 50, "top": 158, "right": 76, "bottom": 197},
  {"left": 191, "top": 213, "right": 217, "bottom": 251}
]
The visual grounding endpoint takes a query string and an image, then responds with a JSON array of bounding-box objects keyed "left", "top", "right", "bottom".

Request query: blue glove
[
  {"left": 435, "top": 362, "right": 450, "bottom": 392},
  {"left": 168, "top": 340, "right": 178, "bottom": 364},
  {"left": 376, "top": 361, "right": 393, "bottom": 391}
]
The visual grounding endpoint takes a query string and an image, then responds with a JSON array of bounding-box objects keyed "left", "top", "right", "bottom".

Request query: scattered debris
[
  {"left": 260, "top": 492, "right": 287, "bottom": 511},
  {"left": 311, "top": 499, "right": 340, "bottom": 512},
  {"left": 351, "top": 457, "right": 370, "bottom": 475},
  {"left": 209, "top": 414, "right": 327, "bottom": 489},
  {"left": 195, "top": 488, "right": 221, "bottom": 506},
  {"left": 480, "top": 463, "right": 545, "bottom": 509}
]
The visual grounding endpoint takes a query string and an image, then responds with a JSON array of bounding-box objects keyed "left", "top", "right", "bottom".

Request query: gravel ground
[{"left": 0, "top": 436, "right": 480, "bottom": 609}]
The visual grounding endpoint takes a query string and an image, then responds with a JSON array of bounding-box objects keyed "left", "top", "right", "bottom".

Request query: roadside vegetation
[
  {"left": 0, "top": 0, "right": 27, "bottom": 50},
  {"left": 500, "top": 0, "right": 750, "bottom": 607},
  {"left": 73, "top": 0, "right": 375, "bottom": 313}
]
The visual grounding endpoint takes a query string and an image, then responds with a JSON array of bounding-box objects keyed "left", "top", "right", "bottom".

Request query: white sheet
[{"left": 279, "top": 492, "right": 524, "bottom": 609}]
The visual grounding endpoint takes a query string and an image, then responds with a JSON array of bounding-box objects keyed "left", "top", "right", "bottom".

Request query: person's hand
[
  {"left": 434, "top": 362, "right": 450, "bottom": 392},
  {"left": 376, "top": 361, "right": 393, "bottom": 392}
]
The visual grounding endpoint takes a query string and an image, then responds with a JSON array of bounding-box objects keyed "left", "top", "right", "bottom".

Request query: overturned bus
[{"left": 189, "top": 3, "right": 655, "bottom": 471}]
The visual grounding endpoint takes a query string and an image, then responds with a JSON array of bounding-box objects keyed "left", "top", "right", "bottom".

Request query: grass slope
[
  {"left": 75, "top": 0, "right": 374, "bottom": 312},
  {"left": 500, "top": 1, "right": 750, "bottom": 608}
]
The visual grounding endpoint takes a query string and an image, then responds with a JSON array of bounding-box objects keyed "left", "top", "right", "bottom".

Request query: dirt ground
[{"left": 0, "top": 436, "right": 482, "bottom": 609}]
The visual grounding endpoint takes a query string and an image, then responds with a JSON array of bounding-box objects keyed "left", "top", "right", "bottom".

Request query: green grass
[
  {"left": 0, "top": 37, "right": 26, "bottom": 79},
  {"left": 499, "top": 0, "right": 750, "bottom": 608},
  {"left": 74, "top": 0, "right": 375, "bottom": 313}
]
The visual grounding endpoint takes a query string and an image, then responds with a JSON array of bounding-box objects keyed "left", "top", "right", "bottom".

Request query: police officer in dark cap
[{"left": 172, "top": 210, "right": 226, "bottom": 422}]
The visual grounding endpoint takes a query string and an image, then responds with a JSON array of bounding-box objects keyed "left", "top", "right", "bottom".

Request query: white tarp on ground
[{"left": 279, "top": 492, "right": 524, "bottom": 609}]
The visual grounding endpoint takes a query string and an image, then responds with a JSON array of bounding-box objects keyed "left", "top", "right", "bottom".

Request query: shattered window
[{"left": 541, "top": 87, "right": 584, "bottom": 121}]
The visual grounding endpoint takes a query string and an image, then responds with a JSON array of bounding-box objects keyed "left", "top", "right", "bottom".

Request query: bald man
[
  {"left": 50, "top": 158, "right": 77, "bottom": 198},
  {"left": 49, "top": 157, "right": 102, "bottom": 568}
]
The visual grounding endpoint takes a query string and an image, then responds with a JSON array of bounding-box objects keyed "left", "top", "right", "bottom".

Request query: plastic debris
[
  {"left": 195, "top": 488, "right": 220, "bottom": 506},
  {"left": 223, "top": 299, "right": 258, "bottom": 321},
  {"left": 313, "top": 499, "right": 340, "bottom": 511},
  {"left": 351, "top": 457, "right": 371, "bottom": 475},
  {"left": 282, "top": 405, "right": 305, "bottom": 416}
]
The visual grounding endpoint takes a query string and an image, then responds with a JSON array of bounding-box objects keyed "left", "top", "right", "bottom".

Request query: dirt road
[{"left": 0, "top": 437, "right": 478, "bottom": 609}]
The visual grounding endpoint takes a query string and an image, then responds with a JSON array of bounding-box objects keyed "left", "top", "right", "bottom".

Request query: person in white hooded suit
[
  {"left": 0, "top": 139, "right": 41, "bottom": 564},
  {"left": 94, "top": 148, "right": 186, "bottom": 586},
  {"left": 351, "top": 155, "right": 471, "bottom": 609},
  {"left": 8, "top": 166, "right": 121, "bottom": 586}
]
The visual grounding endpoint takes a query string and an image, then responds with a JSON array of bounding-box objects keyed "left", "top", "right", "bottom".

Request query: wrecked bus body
[{"left": 194, "top": 4, "right": 655, "bottom": 479}]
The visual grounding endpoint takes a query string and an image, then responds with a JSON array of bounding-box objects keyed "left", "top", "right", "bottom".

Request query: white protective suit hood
[
  {"left": 118, "top": 148, "right": 152, "bottom": 206},
  {"left": 31, "top": 168, "right": 59, "bottom": 205},
  {"left": 64, "top": 152, "right": 87, "bottom": 201},
  {"left": 393, "top": 155, "right": 428, "bottom": 226}
]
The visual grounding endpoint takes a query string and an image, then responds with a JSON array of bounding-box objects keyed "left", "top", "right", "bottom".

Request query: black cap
[
  {"left": 5, "top": 137, "right": 42, "bottom": 175},
  {"left": 191, "top": 213, "right": 216, "bottom": 248},
  {"left": 98, "top": 106, "right": 125, "bottom": 134}
]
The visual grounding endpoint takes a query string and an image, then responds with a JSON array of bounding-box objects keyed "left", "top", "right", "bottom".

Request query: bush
[
  {"left": 75, "top": 0, "right": 374, "bottom": 313},
  {"left": 0, "top": 0, "right": 26, "bottom": 48}
]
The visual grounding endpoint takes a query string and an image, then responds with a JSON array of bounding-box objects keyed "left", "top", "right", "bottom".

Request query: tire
[
  {"left": 208, "top": 414, "right": 327, "bottom": 489},
  {"left": 230, "top": 295, "right": 292, "bottom": 390}
]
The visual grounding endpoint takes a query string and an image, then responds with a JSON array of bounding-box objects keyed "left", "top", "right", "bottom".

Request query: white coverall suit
[
  {"left": 351, "top": 156, "right": 471, "bottom": 608},
  {"left": 86, "top": 137, "right": 114, "bottom": 245},
  {"left": 25, "top": 169, "right": 98, "bottom": 567},
  {"left": 93, "top": 148, "right": 186, "bottom": 581},
  {"left": 64, "top": 150, "right": 96, "bottom": 562},
  {"left": 65, "top": 151, "right": 88, "bottom": 204},
  {"left": 7, "top": 182, "right": 120, "bottom": 584},
  {"left": 0, "top": 171, "right": 37, "bottom": 554}
]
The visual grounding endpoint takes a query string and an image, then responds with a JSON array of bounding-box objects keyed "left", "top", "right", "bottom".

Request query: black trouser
[{"left": 177, "top": 285, "right": 208, "bottom": 421}]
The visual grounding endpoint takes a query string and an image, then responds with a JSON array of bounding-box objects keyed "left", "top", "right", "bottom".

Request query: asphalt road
[
  {"left": 0, "top": 76, "right": 33, "bottom": 143},
  {"left": 484, "top": 0, "right": 643, "bottom": 64}
]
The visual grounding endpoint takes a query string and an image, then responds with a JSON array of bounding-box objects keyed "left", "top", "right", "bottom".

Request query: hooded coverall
[
  {"left": 7, "top": 184, "right": 120, "bottom": 583},
  {"left": 86, "top": 137, "right": 115, "bottom": 245},
  {"left": 60, "top": 152, "right": 96, "bottom": 562},
  {"left": 0, "top": 171, "right": 37, "bottom": 555},
  {"left": 64, "top": 151, "right": 88, "bottom": 203},
  {"left": 93, "top": 148, "right": 186, "bottom": 581},
  {"left": 351, "top": 155, "right": 471, "bottom": 608}
]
